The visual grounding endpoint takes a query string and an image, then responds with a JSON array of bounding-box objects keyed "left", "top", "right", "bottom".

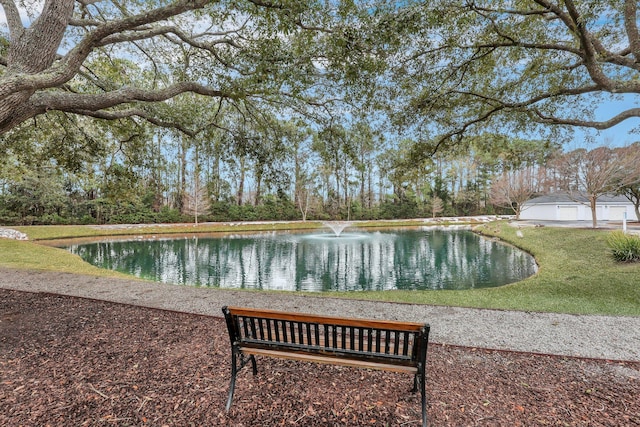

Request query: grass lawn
[
  {"left": 1, "top": 220, "right": 639, "bottom": 316},
  {"left": 354, "top": 222, "right": 640, "bottom": 316}
]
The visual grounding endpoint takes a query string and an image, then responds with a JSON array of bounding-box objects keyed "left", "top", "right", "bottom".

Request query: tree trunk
[
  {"left": 194, "top": 146, "right": 199, "bottom": 225},
  {"left": 237, "top": 156, "right": 245, "bottom": 206},
  {"left": 343, "top": 162, "right": 348, "bottom": 208},
  {"left": 367, "top": 165, "right": 373, "bottom": 210},
  {"left": 360, "top": 150, "right": 366, "bottom": 209},
  {"left": 294, "top": 144, "right": 301, "bottom": 207},
  {"left": 255, "top": 168, "right": 263, "bottom": 206},
  {"left": 179, "top": 139, "right": 188, "bottom": 213},
  {"left": 0, "top": 0, "right": 75, "bottom": 130},
  {"left": 297, "top": 190, "right": 309, "bottom": 221},
  {"left": 590, "top": 195, "right": 598, "bottom": 228}
]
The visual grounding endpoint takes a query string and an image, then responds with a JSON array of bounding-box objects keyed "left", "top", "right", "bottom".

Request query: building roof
[{"left": 524, "top": 193, "right": 631, "bottom": 205}]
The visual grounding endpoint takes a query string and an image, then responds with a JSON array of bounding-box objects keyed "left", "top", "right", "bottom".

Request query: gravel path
[{"left": 2, "top": 267, "right": 638, "bottom": 362}]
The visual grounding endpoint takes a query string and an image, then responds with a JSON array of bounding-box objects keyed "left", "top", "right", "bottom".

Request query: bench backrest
[{"left": 222, "top": 306, "right": 430, "bottom": 368}]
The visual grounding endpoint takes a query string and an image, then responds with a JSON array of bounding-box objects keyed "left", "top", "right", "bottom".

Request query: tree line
[{"left": 2, "top": 115, "right": 639, "bottom": 226}]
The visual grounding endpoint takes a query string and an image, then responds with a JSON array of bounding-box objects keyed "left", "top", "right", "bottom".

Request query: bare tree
[
  {"left": 295, "top": 186, "right": 311, "bottom": 221},
  {"left": 617, "top": 143, "right": 640, "bottom": 221},
  {"left": 489, "top": 167, "right": 541, "bottom": 220},
  {"left": 430, "top": 195, "right": 444, "bottom": 218},
  {"left": 182, "top": 180, "right": 210, "bottom": 225},
  {"left": 553, "top": 146, "right": 640, "bottom": 228},
  {"left": 182, "top": 146, "right": 210, "bottom": 225}
]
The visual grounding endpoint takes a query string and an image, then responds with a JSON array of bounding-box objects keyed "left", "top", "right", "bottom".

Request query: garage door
[
  {"left": 558, "top": 206, "right": 578, "bottom": 221},
  {"left": 609, "top": 206, "right": 628, "bottom": 221}
]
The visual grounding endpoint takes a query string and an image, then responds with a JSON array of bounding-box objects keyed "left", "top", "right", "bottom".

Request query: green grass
[
  {"left": 12, "top": 222, "right": 324, "bottom": 241},
  {"left": 12, "top": 219, "right": 452, "bottom": 241},
  {"left": 2, "top": 221, "right": 639, "bottom": 316},
  {"left": 0, "top": 238, "right": 131, "bottom": 278}
]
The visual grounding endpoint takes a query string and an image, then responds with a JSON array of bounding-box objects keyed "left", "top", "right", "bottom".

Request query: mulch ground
[{"left": 1, "top": 289, "right": 639, "bottom": 426}]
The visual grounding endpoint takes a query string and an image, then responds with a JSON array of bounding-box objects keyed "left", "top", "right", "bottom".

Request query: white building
[{"left": 520, "top": 193, "right": 636, "bottom": 222}]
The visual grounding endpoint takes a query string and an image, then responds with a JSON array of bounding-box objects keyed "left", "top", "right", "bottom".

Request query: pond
[{"left": 66, "top": 227, "right": 537, "bottom": 292}]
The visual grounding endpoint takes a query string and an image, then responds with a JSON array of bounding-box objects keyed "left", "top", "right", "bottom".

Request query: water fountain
[{"left": 322, "top": 221, "right": 351, "bottom": 237}]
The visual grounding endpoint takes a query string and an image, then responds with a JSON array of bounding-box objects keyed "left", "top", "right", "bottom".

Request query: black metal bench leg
[
  {"left": 411, "top": 371, "right": 427, "bottom": 426},
  {"left": 225, "top": 351, "right": 238, "bottom": 411},
  {"left": 226, "top": 351, "right": 259, "bottom": 411},
  {"left": 250, "top": 354, "right": 257, "bottom": 375},
  {"left": 418, "top": 369, "right": 427, "bottom": 427}
]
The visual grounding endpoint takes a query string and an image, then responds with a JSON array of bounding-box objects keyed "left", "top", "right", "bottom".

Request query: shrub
[
  {"left": 37, "top": 213, "right": 70, "bottom": 225},
  {"left": 0, "top": 207, "right": 21, "bottom": 226},
  {"left": 155, "top": 206, "right": 186, "bottom": 224},
  {"left": 607, "top": 231, "right": 640, "bottom": 263}
]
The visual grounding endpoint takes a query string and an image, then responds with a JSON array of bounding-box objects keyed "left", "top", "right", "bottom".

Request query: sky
[
  {"left": 567, "top": 95, "right": 640, "bottom": 150},
  {"left": 0, "top": 1, "right": 35, "bottom": 28}
]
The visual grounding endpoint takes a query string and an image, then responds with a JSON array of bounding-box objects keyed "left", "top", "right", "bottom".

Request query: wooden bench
[{"left": 222, "top": 306, "right": 430, "bottom": 426}]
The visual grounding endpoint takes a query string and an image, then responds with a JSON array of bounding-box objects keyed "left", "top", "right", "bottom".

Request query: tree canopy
[
  {"left": 2, "top": 1, "right": 638, "bottom": 148},
  {"left": 0, "top": 0, "right": 366, "bottom": 135},
  {"left": 381, "top": 0, "right": 640, "bottom": 155}
]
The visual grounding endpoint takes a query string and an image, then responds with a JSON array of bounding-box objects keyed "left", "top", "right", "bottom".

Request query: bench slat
[
  {"left": 236, "top": 320, "right": 416, "bottom": 357},
  {"left": 225, "top": 306, "right": 425, "bottom": 331},
  {"left": 402, "top": 331, "right": 409, "bottom": 356},
  {"left": 239, "top": 338, "right": 417, "bottom": 365},
  {"left": 239, "top": 347, "right": 420, "bottom": 374}
]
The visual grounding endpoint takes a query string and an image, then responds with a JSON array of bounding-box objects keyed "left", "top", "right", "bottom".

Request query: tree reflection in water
[{"left": 67, "top": 229, "right": 537, "bottom": 292}]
